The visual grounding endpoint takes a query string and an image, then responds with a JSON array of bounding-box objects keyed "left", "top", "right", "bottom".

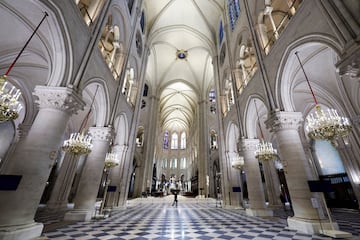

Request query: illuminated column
[
  {"left": 241, "top": 138, "right": 273, "bottom": 216},
  {"left": 267, "top": 111, "right": 337, "bottom": 234},
  {"left": 0, "top": 86, "right": 84, "bottom": 240},
  {"left": 64, "top": 126, "right": 112, "bottom": 221}
]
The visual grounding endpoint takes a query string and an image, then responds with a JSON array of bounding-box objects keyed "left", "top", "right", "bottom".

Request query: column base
[
  {"left": 0, "top": 222, "right": 43, "bottom": 240},
  {"left": 287, "top": 217, "right": 339, "bottom": 234},
  {"left": 45, "top": 201, "right": 68, "bottom": 211},
  {"left": 246, "top": 208, "right": 273, "bottom": 217},
  {"left": 64, "top": 210, "right": 93, "bottom": 221}
]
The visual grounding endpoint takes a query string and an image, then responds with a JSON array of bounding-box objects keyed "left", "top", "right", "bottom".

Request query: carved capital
[
  {"left": 34, "top": 86, "right": 85, "bottom": 115},
  {"left": 266, "top": 111, "right": 303, "bottom": 132},
  {"left": 88, "top": 126, "right": 113, "bottom": 142},
  {"left": 239, "top": 138, "right": 259, "bottom": 152}
]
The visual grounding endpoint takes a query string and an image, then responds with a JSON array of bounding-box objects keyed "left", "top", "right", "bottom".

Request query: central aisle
[{"left": 41, "top": 196, "right": 337, "bottom": 239}]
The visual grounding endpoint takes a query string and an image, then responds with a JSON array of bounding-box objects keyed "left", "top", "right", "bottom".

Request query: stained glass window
[
  {"left": 228, "top": 0, "right": 241, "bottom": 31},
  {"left": 140, "top": 11, "right": 145, "bottom": 33},
  {"left": 219, "top": 20, "right": 224, "bottom": 45},
  {"left": 164, "top": 131, "right": 169, "bottom": 149}
]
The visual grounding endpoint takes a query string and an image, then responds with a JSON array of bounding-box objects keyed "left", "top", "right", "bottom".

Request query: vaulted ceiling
[{"left": 144, "top": 0, "right": 224, "bottom": 133}]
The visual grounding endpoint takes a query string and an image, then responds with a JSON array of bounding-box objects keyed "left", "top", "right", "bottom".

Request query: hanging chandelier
[
  {"left": 0, "top": 12, "right": 48, "bottom": 122},
  {"left": 62, "top": 132, "right": 93, "bottom": 155},
  {"left": 231, "top": 155, "right": 244, "bottom": 169},
  {"left": 295, "top": 52, "right": 352, "bottom": 143},
  {"left": 62, "top": 85, "right": 99, "bottom": 155},
  {"left": 104, "top": 152, "right": 119, "bottom": 169},
  {"left": 255, "top": 140, "right": 277, "bottom": 161},
  {"left": 253, "top": 100, "right": 277, "bottom": 161},
  {"left": 0, "top": 76, "right": 22, "bottom": 122}
]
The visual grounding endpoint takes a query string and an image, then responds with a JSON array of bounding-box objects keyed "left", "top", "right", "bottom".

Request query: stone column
[
  {"left": 266, "top": 111, "right": 337, "bottom": 234},
  {"left": 198, "top": 100, "right": 209, "bottom": 197},
  {"left": 106, "top": 144, "right": 128, "bottom": 208},
  {"left": 0, "top": 86, "right": 84, "bottom": 240},
  {"left": 46, "top": 154, "right": 78, "bottom": 210},
  {"left": 142, "top": 96, "right": 159, "bottom": 194},
  {"left": 241, "top": 138, "right": 273, "bottom": 216},
  {"left": 262, "top": 159, "right": 282, "bottom": 208},
  {"left": 227, "top": 151, "right": 243, "bottom": 208},
  {"left": 64, "top": 126, "right": 112, "bottom": 221}
]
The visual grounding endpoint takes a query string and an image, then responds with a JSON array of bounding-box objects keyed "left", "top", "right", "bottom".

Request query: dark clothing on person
[{"left": 172, "top": 192, "right": 178, "bottom": 207}]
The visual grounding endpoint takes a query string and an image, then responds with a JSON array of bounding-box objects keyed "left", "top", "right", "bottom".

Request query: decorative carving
[
  {"left": 266, "top": 111, "right": 303, "bottom": 132},
  {"left": 239, "top": 138, "right": 259, "bottom": 152},
  {"left": 34, "top": 86, "right": 85, "bottom": 115},
  {"left": 88, "top": 127, "right": 113, "bottom": 142}
]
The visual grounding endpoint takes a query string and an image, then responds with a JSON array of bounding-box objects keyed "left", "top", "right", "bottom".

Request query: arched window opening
[
  {"left": 162, "top": 159, "right": 167, "bottom": 169},
  {"left": 170, "top": 158, "right": 177, "bottom": 169},
  {"left": 98, "top": 21, "right": 123, "bottom": 80},
  {"left": 136, "top": 127, "right": 144, "bottom": 147},
  {"left": 180, "top": 132, "right": 186, "bottom": 149},
  {"left": 122, "top": 67, "right": 137, "bottom": 105},
  {"left": 228, "top": 0, "right": 241, "bottom": 31},
  {"left": 171, "top": 132, "right": 178, "bottom": 149},
  {"left": 163, "top": 131, "right": 169, "bottom": 149},
  {"left": 225, "top": 79, "right": 235, "bottom": 113},
  {"left": 236, "top": 44, "right": 257, "bottom": 93},
  {"left": 258, "top": 0, "right": 303, "bottom": 54},
  {"left": 143, "top": 84, "right": 149, "bottom": 97},
  {"left": 209, "top": 89, "right": 217, "bottom": 114},
  {"left": 180, "top": 158, "right": 187, "bottom": 169},
  {"left": 141, "top": 100, "right": 146, "bottom": 109},
  {"left": 210, "top": 130, "right": 218, "bottom": 150},
  {"left": 140, "top": 11, "right": 145, "bottom": 33},
  {"left": 219, "top": 20, "right": 224, "bottom": 46},
  {"left": 76, "top": 0, "right": 105, "bottom": 26}
]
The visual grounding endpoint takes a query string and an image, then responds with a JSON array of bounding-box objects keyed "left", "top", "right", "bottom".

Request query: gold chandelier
[
  {"left": 253, "top": 100, "right": 277, "bottom": 161},
  {"left": 0, "top": 12, "right": 48, "bottom": 122},
  {"left": 255, "top": 140, "right": 277, "bottom": 161},
  {"left": 0, "top": 76, "right": 22, "bottom": 122},
  {"left": 104, "top": 152, "right": 119, "bottom": 168},
  {"left": 62, "top": 86, "right": 99, "bottom": 155},
  {"left": 62, "top": 132, "right": 93, "bottom": 155},
  {"left": 231, "top": 155, "right": 244, "bottom": 169},
  {"left": 295, "top": 52, "right": 352, "bottom": 143}
]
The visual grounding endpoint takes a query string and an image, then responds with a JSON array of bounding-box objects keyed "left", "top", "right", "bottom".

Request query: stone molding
[
  {"left": 266, "top": 111, "right": 303, "bottom": 132},
  {"left": 16, "top": 123, "right": 32, "bottom": 140},
  {"left": 112, "top": 144, "right": 129, "bottom": 153},
  {"left": 34, "top": 86, "right": 85, "bottom": 115}
]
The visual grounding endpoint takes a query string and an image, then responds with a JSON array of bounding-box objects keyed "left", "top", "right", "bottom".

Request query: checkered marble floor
[{"left": 39, "top": 197, "right": 359, "bottom": 240}]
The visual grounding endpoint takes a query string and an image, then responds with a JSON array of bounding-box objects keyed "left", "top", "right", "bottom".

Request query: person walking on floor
[{"left": 172, "top": 191, "right": 178, "bottom": 207}]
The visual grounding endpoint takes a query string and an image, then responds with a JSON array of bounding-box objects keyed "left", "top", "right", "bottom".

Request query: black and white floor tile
[{"left": 37, "top": 197, "right": 360, "bottom": 240}]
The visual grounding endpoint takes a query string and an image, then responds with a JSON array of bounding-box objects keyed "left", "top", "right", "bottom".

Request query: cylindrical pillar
[
  {"left": 46, "top": 154, "right": 78, "bottom": 210},
  {"left": 64, "top": 126, "right": 112, "bottom": 221},
  {"left": 241, "top": 138, "right": 273, "bottom": 216},
  {"left": 266, "top": 111, "right": 337, "bottom": 234},
  {"left": 0, "top": 86, "right": 84, "bottom": 240}
]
